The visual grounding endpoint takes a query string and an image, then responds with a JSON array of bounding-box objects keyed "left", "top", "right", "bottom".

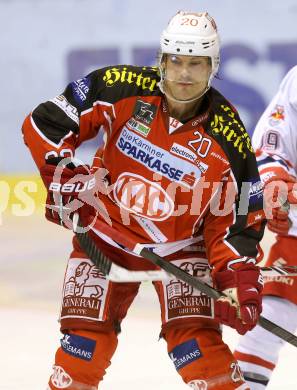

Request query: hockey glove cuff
[
  {"left": 214, "top": 264, "right": 263, "bottom": 335},
  {"left": 40, "top": 158, "right": 96, "bottom": 229}
]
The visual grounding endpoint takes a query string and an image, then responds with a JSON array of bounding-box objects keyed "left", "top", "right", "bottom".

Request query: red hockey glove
[
  {"left": 263, "top": 168, "right": 297, "bottom": 235},
  {"left": 40, "top": 158, "right": 97, "bottom": 229},
  {"left": 214, "top": 264, "right": 263, "bottom": 335}
]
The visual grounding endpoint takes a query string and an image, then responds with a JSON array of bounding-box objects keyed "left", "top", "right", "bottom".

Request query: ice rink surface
[{"left": 1, "top": 215, "right": 296, "bottom": 389}]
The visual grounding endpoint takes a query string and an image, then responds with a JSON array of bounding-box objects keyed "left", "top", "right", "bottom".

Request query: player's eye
[{"left": 169, "top": 55, "right": 180, "bottom": 64}]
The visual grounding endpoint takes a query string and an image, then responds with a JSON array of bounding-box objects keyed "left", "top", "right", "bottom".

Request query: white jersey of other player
[{"left": 252, "top": 65, "right": 297, "bottom": 236}]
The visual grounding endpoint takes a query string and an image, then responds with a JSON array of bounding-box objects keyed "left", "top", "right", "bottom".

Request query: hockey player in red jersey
[
  {"left": 22, "top": 11, "right": 265, "bottom": 390},
  {"left": 234, "top": 67, "right": 297, "bottom": 389}
]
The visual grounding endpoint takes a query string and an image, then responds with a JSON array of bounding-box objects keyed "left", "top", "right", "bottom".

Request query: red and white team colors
[
  {"left": 235, "top": 66, "right": 297, "bottom": 389},
  {"left": 251, "top": 65, "right": 297, "bottom": 304},
  {"left": 23, "top": 65, "right": 264, "bottom": 389}
]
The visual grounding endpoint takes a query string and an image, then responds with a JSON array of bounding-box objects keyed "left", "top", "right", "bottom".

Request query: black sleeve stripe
[
  {"left": 30, "top": 115, "right": 74, "bottom": 148},
  {"left": 32, "top": 101, "right": 78, "bottom": 146}
]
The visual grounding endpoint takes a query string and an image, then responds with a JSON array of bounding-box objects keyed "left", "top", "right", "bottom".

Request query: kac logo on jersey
[
  {"left": 50, "top": 365, "right": 72, "bottom": 389},
  {"left": 188, "top": 380, "right": 208, "bottom": 390},
  {"left": 113, "top": 172, "right": 174, "bottom": 221}
]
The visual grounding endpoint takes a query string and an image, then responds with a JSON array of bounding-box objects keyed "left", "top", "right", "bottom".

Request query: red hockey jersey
[{"left": 22, "top": 65, "right": 265, "bottom": 272}]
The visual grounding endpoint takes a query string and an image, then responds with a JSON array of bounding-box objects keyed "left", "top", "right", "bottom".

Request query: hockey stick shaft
[
  {"left": 74, "top": 217, "right": 297, "bottom": 347},
  {"left": 73, "top": 231, "right": 296, "bottom": 282}
]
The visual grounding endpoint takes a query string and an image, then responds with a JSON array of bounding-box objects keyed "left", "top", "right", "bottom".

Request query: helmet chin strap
[{"left": 159, "top": 80, "right": 210, "bottom": 104}]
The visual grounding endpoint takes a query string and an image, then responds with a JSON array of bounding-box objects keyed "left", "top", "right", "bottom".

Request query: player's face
[{"left": 163, "top": 55, "right": 211, "bottom": 101}]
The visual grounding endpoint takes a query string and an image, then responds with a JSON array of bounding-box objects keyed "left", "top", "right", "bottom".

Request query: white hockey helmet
[{"left": 160, "top": 11, "right": 220, "bottom": 82}]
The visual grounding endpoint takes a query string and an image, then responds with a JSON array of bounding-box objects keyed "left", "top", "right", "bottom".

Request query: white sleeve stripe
[
  {"left": 81, "top": 100, "right": 116, "bottom": 118},
  {"left": 50, "top": 96, "right": 79, "bottom": 125}
]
